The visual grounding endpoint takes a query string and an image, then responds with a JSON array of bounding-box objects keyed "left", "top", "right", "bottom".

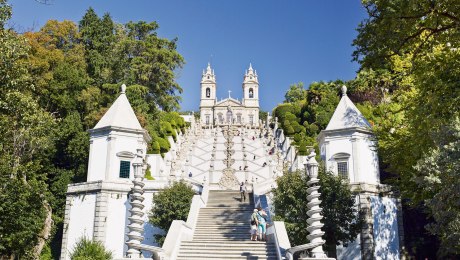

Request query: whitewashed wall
[
  {"left": 63, "top": 194, "right": 97, "bottom": 259},
  {"left": 104, "top": 193, "right": 130, "bottom": 258},
  {"left": 87, "top": 129, "right": 147, "bottom": 182},
  {"left": 319, "top": 130, "right": 379, "bottom": 184},
  {"left": 371, "top": 196, "right": 400, "bottom": 260}
]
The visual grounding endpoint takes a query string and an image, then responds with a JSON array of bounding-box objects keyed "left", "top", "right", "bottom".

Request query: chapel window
[
  {"left": 332, "top": 153, "right": 351, "bottom": 180},
  {"left": 206, "top": 88, "right": 210, "bottom": 98},
  {"left": 119, "top": 160, "right": 130, "bottom": 178},
  {"left": 249, "top": 88, "right": 254, "bottom": 98},
  {"left": 337, "top": 161, "right": 348, "bottom": 178}
]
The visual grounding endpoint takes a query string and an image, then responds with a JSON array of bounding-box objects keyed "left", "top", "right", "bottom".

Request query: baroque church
[{"left": 199, "top": 63, "right": 260, "bottom": 126}]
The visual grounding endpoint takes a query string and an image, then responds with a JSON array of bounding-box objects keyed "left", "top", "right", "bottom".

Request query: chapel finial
[
  {"left": 249, "top": 63, "right": 253, "bottom": 70},
  {"left": 341, "top": 85, "right": 347, "bottom": 96},
  {"left": 121, "top": 84, "right": 126, "bottom": 94}
]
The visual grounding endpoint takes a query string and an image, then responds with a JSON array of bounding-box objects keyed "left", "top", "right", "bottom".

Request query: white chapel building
[
  {"left": 60, "top": 85, "right": 166, "bottom": 260},
  {"left": 199, "top": 63, "right": 260, "bottom": 126},
  {"left": 317, "top": 86, "right": 403, "bottom": 259}
]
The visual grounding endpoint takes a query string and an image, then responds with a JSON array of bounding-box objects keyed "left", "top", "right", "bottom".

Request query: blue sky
[{"left": 9, "top": 0, "right": 367, "bottom": 112}]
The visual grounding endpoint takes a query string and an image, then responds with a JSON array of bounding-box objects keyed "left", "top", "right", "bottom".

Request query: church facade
[{"left": 199, "top": 63, "right": 260, "bottom": 126}]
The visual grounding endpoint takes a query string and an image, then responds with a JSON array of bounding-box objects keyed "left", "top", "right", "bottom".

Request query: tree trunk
[{"left": 32, "top": 202, "right": 53, "bottom": 259}]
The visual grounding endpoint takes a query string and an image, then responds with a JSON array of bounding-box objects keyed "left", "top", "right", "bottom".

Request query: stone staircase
[{"left": 176, "top": 190, "right": 277, "bottom": 260}]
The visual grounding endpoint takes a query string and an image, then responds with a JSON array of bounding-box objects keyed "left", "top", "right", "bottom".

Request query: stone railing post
[
  {"left": 304, "top": 150, "right": 328, "bottom": 259},
  {"left": 126, "top": 150, "right": 146, "bottom": 258}
]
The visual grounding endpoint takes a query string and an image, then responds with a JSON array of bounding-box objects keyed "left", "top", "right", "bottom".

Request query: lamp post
[{"left": 303, "top": 150, "right": 328, "bottom": 259}]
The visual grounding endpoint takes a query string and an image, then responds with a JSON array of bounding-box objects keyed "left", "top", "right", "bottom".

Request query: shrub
[
  {"left": 306, "top": 123, "right": 319, "bottom": 135},
  {"left": 70, "top": 237, "right": 112, "bottom": 260},
  {"left": 171, "top": 129, "right": 177, "bottom": 142},
  {"left": 149, "top": 181, "right": 195, "bottom": 246},
  {"left": 285, "top": 112, "right": 298, "bottom": 123},
  {"left": 157, "top": 137, "right": 170, "bottom": 154},
  {"left": 149, "top": 141, "right": 160, "bottom": 154},
  {"left": 298, "top": 141, "right": 308, "bottom": 155},
  {"left": 145, "top": 166, "right": 154, "bottom": 180},
  {"left": 293, "top": 133, "right": 302, "bottom": 143},
  {"left": 273, "top": 103, "right": 295, "bottom": 123},
  {"left": 161, "top": 122, "right": 174, "bottom": 136}
]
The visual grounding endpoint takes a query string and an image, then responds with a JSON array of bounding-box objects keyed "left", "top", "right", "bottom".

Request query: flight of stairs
[{"left": 176, "top": 190, "right": 277, "bottom": 260}]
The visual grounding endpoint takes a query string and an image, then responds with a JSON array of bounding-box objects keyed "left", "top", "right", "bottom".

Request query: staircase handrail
[
  {"left": 253, "top": 177, "right": 277, "bottom": 195},
  {"left": 126, "top": 242, "right": 165, "bottom": 260},
  {"left": 285, "top": 242, "right": 324, "bottom": 260},
  {"left": 200, "top": 182, "right": 210, "bottom": 205},
  {"left": 161, "top": 220, "right": 193, "bottom": 260},
  {"left": 269, "top": 221, "right": 291, "bottom": 260},
  {"left": 162, "top": 183, "right": 208, "bottom": 259}
]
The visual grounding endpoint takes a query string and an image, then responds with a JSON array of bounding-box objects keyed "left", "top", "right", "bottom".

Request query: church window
[
  {"left": 226, "top": 110, "right": 233, "bottom": 123},
  {"left": 119, "top": 160, "right": 130, "bottom": 178},
  {"left": 237, "top": 114, "right": 242, "bottom": 123},
  {"left": 332, "top": 153, "right": 350, "bottom": 180},
  {"left": 249, "top": 88, "right": 254, "bottom": 98},
  {"left": 206, "top": 88, "right": 210, "bottom": 98},
  {"left": 207, "top": 76, "right": 210, "bottom": 79},
  {"left": 218, "top": 113, "right": 223, "bottom": 124},
  {"left": 205, "top": 115, "right": 210, "bottom": 125},
  {"left": 249, "top": 115, "right": 254, "bottom": 125},
  {"left": 337, "top": 161, "right": 348, "bottom": 178}
]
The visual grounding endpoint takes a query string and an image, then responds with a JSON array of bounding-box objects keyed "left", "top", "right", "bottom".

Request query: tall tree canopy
[
  {"left": 352, "top": 0, "right": 460, "bottom": 256},
  {"left": 0, "top": 3, "right": 185, "bottom": 258}
]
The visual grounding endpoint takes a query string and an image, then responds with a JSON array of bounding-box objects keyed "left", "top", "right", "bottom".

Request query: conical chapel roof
[
  {"left": 325, "top": 85, "right": 371, "bottom": 131},
  {"left": 93, "top": 84, "right": 143, "bottom": 130}
]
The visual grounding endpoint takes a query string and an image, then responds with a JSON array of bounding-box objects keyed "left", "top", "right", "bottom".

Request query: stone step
[
  {"left": 181, "top": 241, "right": 272, "bottom": 246},
  {"left": 193, "top": 232, "right": 252, "bottom": 236},
  {"left": 177, "top": 251, "right": 276, "bottom": 258},
  {"left": 198, "top": 214, "right": 251, "bottom": 217},
  {"left": 195, "top": 226, "right": 251, "bottom": 230},
  {"left": 193, "top": 235, "right": 254, "bottom": 240},
  {"left": 177, "top": 256, "right": 276, "bottom": 260},
  {"left": 178, "top": 247, "right": 276, "bottom": 253},
  {"left": 176, "top": 186, "right": 273, "bottom": 259}
]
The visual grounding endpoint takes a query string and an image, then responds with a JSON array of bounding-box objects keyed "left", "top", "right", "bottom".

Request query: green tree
[
  {"left": 352, "top": 1, "right": 460, "bottom": 256},
  {"left": 353, "top": 0, "right": 460, "bottom": 69},
  {"left": 259, "top": 110, "right": 268, "bottom": 122},
  {"left": 272, "top": 170, "right": 362, "bottom": 257},
  {"left": 70, "top": 237, "right": 112, "bottom": 260},
  {"left": 284, "top": 82, "right": 306, "bottom": 103},
  {"left": 115, "top": 20, "right": 185, "bottom": 111},
  {"left": 0, "top": 2, "right": 57, "bottom": 257},
  {"left": 149, "top": 181, "right": 195, "bottom": 246},
  {"left": 413, "top": 118, "right": 460, "bottom": 256}
]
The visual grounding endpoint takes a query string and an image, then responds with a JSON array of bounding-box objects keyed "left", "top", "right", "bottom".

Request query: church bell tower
[
  {"left": 242, "top": 63, "right": 259, "bottom": 108},
  {"left": 200, "top": 63, "right": 216, "bottom": 125},
  {"left": 242, "top": 63, "right": 260, "bottom": 125}
]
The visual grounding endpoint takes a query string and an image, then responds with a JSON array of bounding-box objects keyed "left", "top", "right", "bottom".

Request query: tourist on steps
[
  {"left": 250, "top": 209, "right": 259, "bottom": 241},
  {"left": 240, "top": 182, "right": 247, "bottom": 202},
  {"left": 256, "top": 207, "right": 268, "bottom": 241}
]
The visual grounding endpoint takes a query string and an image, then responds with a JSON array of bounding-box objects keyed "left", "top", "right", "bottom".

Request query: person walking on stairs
[
  {"left": 257, "top": 207, "right": 268, "bottom": 241},
  {"left": 240, "top": 182, "right": 247, "bottom": 202},
  {"left": 250, "top": 209, "right": 259, "bottom": 241}
]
